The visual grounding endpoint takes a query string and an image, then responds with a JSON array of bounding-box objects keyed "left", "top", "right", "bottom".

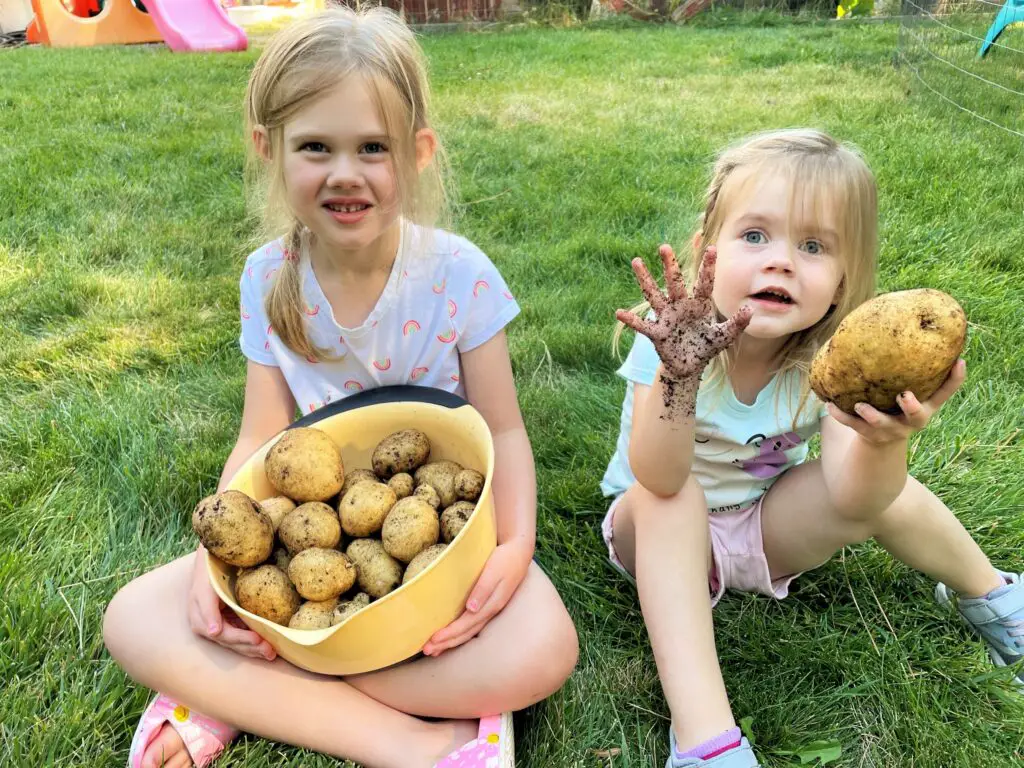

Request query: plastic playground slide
[{"left": 144, "top": 0, "right": 247, "bottom": 52}]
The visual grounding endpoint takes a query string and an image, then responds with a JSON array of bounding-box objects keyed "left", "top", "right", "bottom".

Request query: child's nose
[
  {"left": 762, "top": 244, "right": 795, "bottom": 272},
  {"left": 326, "top": 154, "right": 362, "bottom": 187}
]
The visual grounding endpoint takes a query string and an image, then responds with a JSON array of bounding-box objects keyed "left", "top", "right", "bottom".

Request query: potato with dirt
[
  {"left": 278, "top": 502, "right": 341, "bottom": 554},
  {"left": 454, "top": 469, "right": 484, "bottom": 502},
  {"left": 265, "top": 427, "right": 345, "bottom": 502},
  {"left": 413, "top": 460, "right": 463, "bottom": 508},
  {"left": 235, "top": 564, "right": 301, "bottom": 625},
  {"left": 287, "top": 548, "right": 358, "bottom": 601},
  {"left": 440, "top": 501, "right": 475, "bottom": 544},
  {"left": 413, "top": 483, "right": 441, "bottom": 509},
  {"left": 388, "top": 473, "right": 415, "bottom": 499},
  {"left": 192, "top": 491, "right": 274, "bottom": 567},
  {"left": 372, "top": 429, "right": 432, "bottom": 479},
  {"left": 340, "top": 469, "right": 378, "bottom": 498},
  {"left": 346, "top": 539, "right": 404, "bottom": 599},
  {"left": 382, "top": 496, "right": 440, "bottom": 563},
  {"left": 338, "top": 481, "right": 397, "bottom": 538},
  {"left": 259, "top": 496, "right": 296, "bottom": 533},
  {"left": 810, "top": 289, "right": 967, "bottom": 414},
  {"left": 288, "top": 598, "right": 340, "bottom": 630},
  {"left": 403, "top": 543, "right": 447, "bottom": 584},
  {"left": 332, "top": 592, "right": 372, "bottom": 625}
]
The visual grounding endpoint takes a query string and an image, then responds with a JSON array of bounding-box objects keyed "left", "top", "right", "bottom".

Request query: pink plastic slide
[{"left": 143, "top": 0, "right": 247, "bottom": 52}]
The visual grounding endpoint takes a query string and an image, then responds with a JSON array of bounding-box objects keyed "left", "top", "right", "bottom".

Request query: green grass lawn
[{"left": 2, "top": 16, "right": 1023, "bottom": 768}]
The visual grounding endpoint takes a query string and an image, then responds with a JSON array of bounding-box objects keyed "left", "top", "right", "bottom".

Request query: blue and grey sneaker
[
  {"left": 667, "top": 729, "right": 760, "bottom": 768},
  {"left": 935, "top": 569, "right": 1024, "bottom": 689}
]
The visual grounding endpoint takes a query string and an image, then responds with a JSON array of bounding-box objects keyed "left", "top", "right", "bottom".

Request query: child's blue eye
[
  {"left": 742, "top": 230, "right": 767, "bottom": 245},
  {"left": 362, "top": 142, "right": 388, "bottom": 154},
  {"left": 300, "top": 142, "right": 328, "bottom": 153},
  {"left": 801, "top": 239, "right": 824, "bottom": 255}
]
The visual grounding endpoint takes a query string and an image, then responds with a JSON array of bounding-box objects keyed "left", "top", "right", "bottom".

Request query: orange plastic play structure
[{"left": 30, "top": 0, "right": 162, "bottom": 47}]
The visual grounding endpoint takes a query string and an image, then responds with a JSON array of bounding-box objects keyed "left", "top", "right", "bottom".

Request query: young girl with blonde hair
[
  {"left": 603, "top": 128, "right": 1023, "bottom": 767},
  {"left": 103, "top": 8, "right": 577, "bottom": 767}
]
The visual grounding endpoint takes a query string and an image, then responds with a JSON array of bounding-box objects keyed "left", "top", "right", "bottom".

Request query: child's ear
[
  {"left": 414, "top": 128, "right": 438, "bottom": 173},
  {"left": 252, "top": 126, "right": 271, "bottom": 163}
]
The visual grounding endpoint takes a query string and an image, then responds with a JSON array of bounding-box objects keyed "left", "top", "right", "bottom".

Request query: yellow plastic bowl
[{"left": 206, "top": 386, "right": 496, "bottom": 675}]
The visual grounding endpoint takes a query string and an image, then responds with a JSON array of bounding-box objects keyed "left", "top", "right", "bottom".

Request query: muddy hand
[{"left": 616, "top": 245, "right": 752, "bottom": 381}]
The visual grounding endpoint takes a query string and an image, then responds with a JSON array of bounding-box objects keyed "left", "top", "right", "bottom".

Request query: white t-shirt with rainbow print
[{"left": 238, "top": 223, "right": 520, "bottom": 415}]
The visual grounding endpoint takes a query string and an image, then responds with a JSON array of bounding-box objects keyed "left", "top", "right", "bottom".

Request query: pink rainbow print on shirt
[
  {"left": 240, "top": 305, "right": 250, "bottom": 320},
  {"left": 432, "top": 279, "right": 447, "bottom": 295},
  {"left": 452, "top": 248, "right": 461, "bottom": 258},
  {"left": 306, "top": 355, "right": 319, "bottom": 364},
  {"left": 264, "top": 341, "right": 270, "bottom": 351},
  {"left": 247, "top": 266, "right": 253, "bottom": 280},
  {"left": 437, "top": 328, "right": 457, "bottom": 344},
  {"left": 344, "top": 380, "right": 364, "bottom": 392},
  {"left": 264, "top": 268, "right": 278, "bottom": 282},
  {"left": 267, "top": 324, "right": 274, "bottom": 336},
  {"left": 450, "top": 373, "right": 460, "bottom": 383},
  {"left": 473, "top": 280, "right": 490, "bottom": 298},
  {"left": 373, "top": 358, "right": 391, "bottom": 371},
  {"left": 403, "top": 270, "right": 409, "bottom": 279},
  {"left": 305, "top": 304, "right": 320, "bottom": 317},
  {"left": 448, "top": 299, "right": 458, "bottom": 318},
  {"left": 503, "top": 290, "right": 514, "bottom": 300},
  {"left": 411, "top": 366, "right": 429, "bottom": 381},
  {"left": 403, "top": 320, "right": 421, "bottom": 336}
]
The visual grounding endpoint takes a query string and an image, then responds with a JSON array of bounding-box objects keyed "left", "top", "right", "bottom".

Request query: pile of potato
[{"left": 191, "top": 427, "right": 485, "bottom": 630}]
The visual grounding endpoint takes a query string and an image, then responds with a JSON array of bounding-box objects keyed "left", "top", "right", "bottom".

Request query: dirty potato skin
[
  {"left": 259, "top": 496, "right": 296, "bottom": 533},
  {"left": 440, "top": 501, "right": 475, "bottom": 543},
  {"left": 413, "top": 460, "right": 463, "bottom": 508},
  {"left": 413, "top": 483, "right": 441, "bottom": 509},
  {"left": 454, "top": 469, "right": 484, "bottom": 502},
  {"left": 371, "top": 429, "right": 431, "bottom": 479},
  {"left": 388, "top": 473, "right": 415, "bottom": 499},
  {"left": 264, "top": 427, "right": 345, "bottom": 502},
  {"left": 338, "top": 481, "right": 397, "bottom": 538},
  {"left": 235, "top": 564, "right": 301, "bottom": 626},
  {"left": 811, "top": 289, "right": 967, "bottom": 414},
  {"left": 340, "top": 469, "right": 378, "bottom": 498},
  {"left": 192, "top": 491, "right": 274, "bottom": 567},
  {"left": 289, "top": 598, "right": 340, "bottom": 630},
  {"left": 278, "top": 502, "right": 341, "bottom": 554},
  {"left": 346, "top": 539, "right": 404, "bottom": 599},
  {"left": 403, "top": 543, "right": 447, "bottom": 584},
  {"left": 287, "top": 548, "right": 358, "bottom": 601},
  {"left": 382, "top": 497, "right": 440, "bottom": 563},
  {"left": 332, "top": 592, "right": 371, "bottom": 625}
]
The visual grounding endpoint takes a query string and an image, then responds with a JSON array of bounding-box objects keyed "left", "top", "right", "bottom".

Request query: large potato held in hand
[
  {"left": 264, "top": 427, "right": 345, "bottom": 502},
  {"left": 810, "top": 289, "right": 967, "bottom": 415},
  {"left": 192, "top": 491, "right": 274, "bottom": 567},
  {"left": 372, "top": 429, "right": 431, "bottom": 479}
]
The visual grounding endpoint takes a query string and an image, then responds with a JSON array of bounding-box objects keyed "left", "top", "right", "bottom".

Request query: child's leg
[
  {"left": 104, "top": 553, "right": 577, "bottom": 768},
  {"left": 610, "top": 479, "right": 737, "bottom": 751},
  {"left": 759, "top": 461, "right": 1003, "bottom": 597}
]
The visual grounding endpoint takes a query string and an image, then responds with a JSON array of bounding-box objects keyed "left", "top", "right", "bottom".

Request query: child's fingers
[
  {"left": 826, "top": 402, "right": 875, "bottom": 439},
  {"left": 659, "top": 244, "right": 687, "bottom": 302},
  {"left": 923, "top": 358, "right": 966, "bottom": 410},
  {"left": 693, "top": 246, "right": 718, "bottom": 301},
  {"left": 615, "top": 309, "right": 652, "bottom": 337},
  {"left": 630, "top": 258, "right": 667, "bottom": 312},
  {"left": 717, "top": 304, "right": 753, "bottom": 346}
]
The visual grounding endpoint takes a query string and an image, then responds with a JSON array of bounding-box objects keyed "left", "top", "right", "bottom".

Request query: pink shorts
[{"left": 601, "top": 492, "right": 800, "bottom": 607}]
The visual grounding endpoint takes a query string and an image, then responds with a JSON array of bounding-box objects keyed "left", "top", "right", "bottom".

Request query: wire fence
[{"left": 898, "top": 0, "right": 1024, "bottom": 139}]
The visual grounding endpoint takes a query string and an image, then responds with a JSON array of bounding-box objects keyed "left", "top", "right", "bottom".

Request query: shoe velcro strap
[{"left": 960, "top": 586, "right": 1024, "bottom": 626}]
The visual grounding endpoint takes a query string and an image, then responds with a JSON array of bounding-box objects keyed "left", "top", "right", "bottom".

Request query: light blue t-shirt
[{"left": 601, "top": 331, "right": 827, "bottom": 514}]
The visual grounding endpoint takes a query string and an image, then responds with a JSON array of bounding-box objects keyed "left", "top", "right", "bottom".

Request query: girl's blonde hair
[
  {"left": 244, "top": 5, "right": 449, "bottom": 360},
  {"left": 615, "top": 128, "right": 878, "bottom": 422}
]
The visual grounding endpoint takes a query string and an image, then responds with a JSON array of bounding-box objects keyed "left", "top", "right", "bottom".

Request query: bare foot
[
  {"left": 432, "top": 719, "right": 480, "bottom": 763},
  {"left": 141, "top": 723, "right": 193, "bottom": 768}
]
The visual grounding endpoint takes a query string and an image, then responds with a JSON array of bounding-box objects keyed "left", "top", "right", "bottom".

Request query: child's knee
[{"left": 102, "top": 584, "right": 136, "bottom": 662}]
